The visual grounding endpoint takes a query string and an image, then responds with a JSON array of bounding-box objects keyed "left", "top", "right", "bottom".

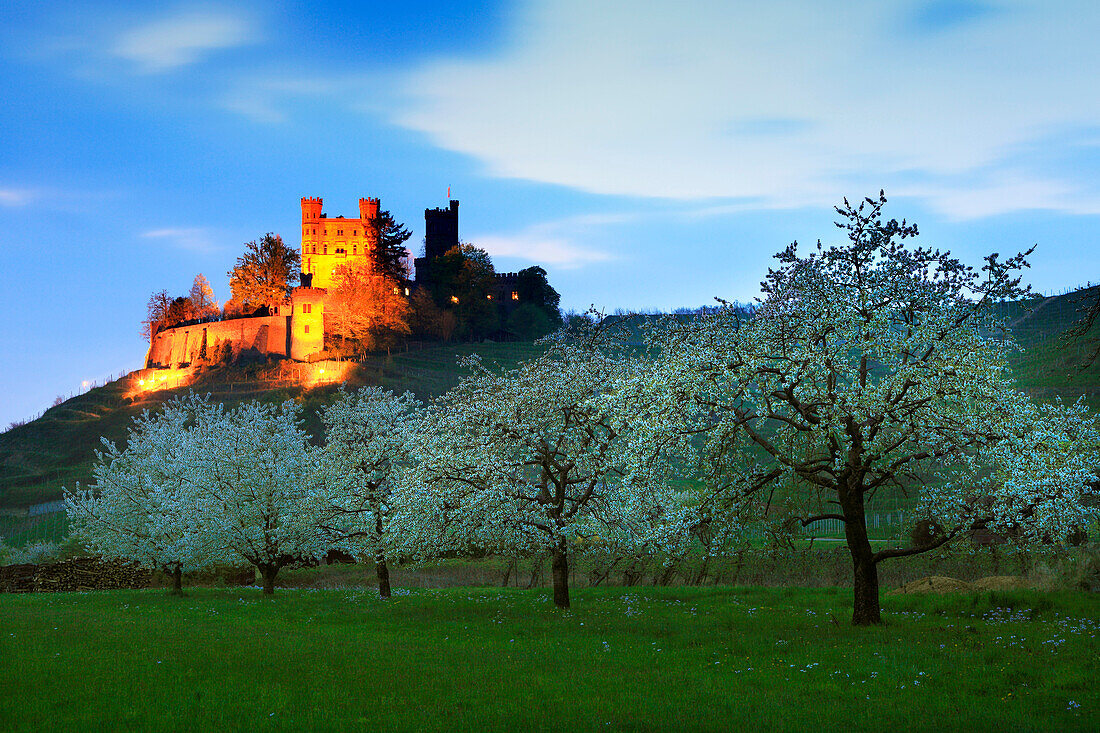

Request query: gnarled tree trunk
[
  {"left": 551, "top": 538, "right": 570, "bottom": 609},
  {"left": 168, "top": 565, "right": 183, "bottom": 596},
  {"left": 841, "top": 481, "right": 882, "bottom": 625},
  {"left": 259, "top": 563, "right": 278, "bottom": 595}
]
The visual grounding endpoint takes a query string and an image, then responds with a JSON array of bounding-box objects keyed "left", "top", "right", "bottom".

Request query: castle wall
[{"left": 146, "top": 315, "right": 290, "bottom": 367}]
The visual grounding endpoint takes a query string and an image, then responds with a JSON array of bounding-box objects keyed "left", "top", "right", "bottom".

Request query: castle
[
  {"left": 300, "top": 196, "right": 381, "bottom": 289},
  {"left": 145, "top": 196, "right": 534, "bottom": 369}
]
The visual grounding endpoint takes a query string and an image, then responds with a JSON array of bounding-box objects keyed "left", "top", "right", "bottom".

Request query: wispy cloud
[
  {"left": 0, "top": 188, "right": 37, "bottom": 207},
  {"left": 473, "top": 216, "right": 619, "bottom": 269},
  {"left": 219, "top": 73, "right": 383, "bottom": 123},
  {"left": 111, "top": 9, "right": 256, "bottom": 73},
  {"left": 395, "top": 0, "right": 1100, "bottom": 220},
  {"left": 142, "top": 228, "right": 218, "bottom": 253}
]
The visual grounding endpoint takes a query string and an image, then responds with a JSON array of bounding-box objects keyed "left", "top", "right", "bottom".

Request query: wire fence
[{"left": 4, "top": 372, "right": 135, "bottom": 431}]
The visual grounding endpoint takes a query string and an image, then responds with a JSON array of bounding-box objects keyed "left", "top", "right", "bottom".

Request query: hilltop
[{"left": 994, "top": 285, "right": 1100, "bottom": 405}]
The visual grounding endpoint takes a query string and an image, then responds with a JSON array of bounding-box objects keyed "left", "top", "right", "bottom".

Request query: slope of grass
[
  {"left": 0, "top": 342, "right": 545, "bottom": 509},
  {"left": 0, "top": 586, "right": 1095, "bottom": 731},
  {"left": 4, "top": 286, "right": 1099, "bottom": 510},
  {"left": 999, "top": 286, "right": 1100, "bottom": 409}
]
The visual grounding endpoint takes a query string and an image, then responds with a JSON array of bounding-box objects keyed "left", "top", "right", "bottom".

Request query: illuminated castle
[
  {"left": 147, "top": 197, "right": 385, "bottom": 368},
  {"left": 145, "top": 194, "right": 541, "bottom": 371},
  {"left": 300, "top": 196, "right": 380, "bottom": 289}
]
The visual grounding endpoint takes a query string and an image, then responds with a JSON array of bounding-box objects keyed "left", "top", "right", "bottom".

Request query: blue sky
[{"left": 1, "top": 0, "right": 1099, "bottom": 427}]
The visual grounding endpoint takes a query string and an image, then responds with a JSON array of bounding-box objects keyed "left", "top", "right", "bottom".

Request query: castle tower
[
  {"left": 300, "top": 196, "right": 378, "bottom": 289},
  {"left": 424, "top": 200, "right": 459, "bottom": 260},
  {"left": 302, "top": 197, "right": 323, "bottom": 221},
  {"left": 359, "top": 197, "right": 379, "bottom": 223},
  {"left": 289, "top": 287, "right": 325, "bottom": 361},
  {"left": 416, "top": 200, "right": 459, "bottom": 284}
]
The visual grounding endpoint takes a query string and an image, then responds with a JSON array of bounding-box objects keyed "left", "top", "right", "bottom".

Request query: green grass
[{"left": 0, "top": 586, "right": 1095, "bottom": 731}]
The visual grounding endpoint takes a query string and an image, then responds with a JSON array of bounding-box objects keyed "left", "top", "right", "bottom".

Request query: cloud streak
[
  {"left": 142, "top": 228, "right": 218, "bottom": 253},
  {"left": 473, "top": 215, "right": 620, "bottom": 269},
  {"left": 395, "top": 0, "right": 1100, "bottom": 219},
  {"left": 111, "top": 9, "right": 256, "bottom": 73},
  {"left": 0, "top": 188, "right": 37, "bottom": 207}
]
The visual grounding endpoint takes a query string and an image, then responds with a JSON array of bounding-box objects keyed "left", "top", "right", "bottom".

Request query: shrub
[{"left": 9, "top": 541, "right": 62, "bottom": 565}]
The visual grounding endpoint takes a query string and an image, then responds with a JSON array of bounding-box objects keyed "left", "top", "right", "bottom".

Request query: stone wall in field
[{"left": 0, "top": 558, "right": 150, "bottom": 593}]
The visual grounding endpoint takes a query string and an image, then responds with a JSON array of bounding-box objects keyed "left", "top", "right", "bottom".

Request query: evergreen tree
[{"left": 369, "top": 210, "right": 412, "bottom": 285}]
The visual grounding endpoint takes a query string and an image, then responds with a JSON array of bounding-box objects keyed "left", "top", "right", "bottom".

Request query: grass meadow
[{"left": 1, "top": 585, "right": 1097, "bottom": 731}]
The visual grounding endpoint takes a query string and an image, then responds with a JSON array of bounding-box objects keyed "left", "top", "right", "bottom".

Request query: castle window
[
  {"left": 353, "top": 244, "right": 357, "bottom": 255},
  {"left": 323, "top": 244, "right": 327, "bottom": 254},
  {"left": 304, "top": 325, "right": 310, "bottom": 334},
  {"left": 312, "top": 244, "right": 317, "bottom": 254},
  {"left": 511, "top": 291, "right": 519, "bottom": 300},
  {"left": 354, "top": 230, "right": 358, "bottom": 235},
  {"left": 338, "top": 229, "right": 343, "bottom": 235},
  {"left": 302, "top": 303, "right": 312, "bottom": 314}
]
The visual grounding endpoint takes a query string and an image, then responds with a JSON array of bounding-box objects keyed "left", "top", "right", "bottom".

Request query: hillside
[
  {"left": 2, "top": 286, "right": 1099, "bottom": 511},
  {"left": 0, "top": 341, "right": 545, "bottom": 510},
  {"left": 996, "top": 286, "right": 1100, "bottom": 407}
]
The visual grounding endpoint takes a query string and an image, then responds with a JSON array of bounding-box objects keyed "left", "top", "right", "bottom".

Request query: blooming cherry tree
[
  {"left": 65, "top": 394, "right": 215, "bottom": 594},
  {"left": 185, "top": 399, "right": 327, "bottom": 594},
  {"left": 652, "top": 193, "right": 1099, "bottom": 625},
  {"left": 408, "top": 317, "right": 695, "bottom": 608},
  {"left": 314, "top": 387, "right": 423, "bottom": 598}
]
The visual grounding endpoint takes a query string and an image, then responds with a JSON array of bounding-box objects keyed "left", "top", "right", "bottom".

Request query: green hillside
[
  {"left": 0, "top": 341, "right": 545, "bottom": 510},
  {"left": 2, "top": 286, "right": 1098, "bottom": 512},
  {"left": 998, "top": 286, "right": 1100, "bottom": 408}
]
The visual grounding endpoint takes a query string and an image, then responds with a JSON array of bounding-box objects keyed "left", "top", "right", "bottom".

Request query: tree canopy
[
  {"left": 142, "top": 289, "right": 174, "bottom": 341},
  {"left": 188, "top": 274, "right": 219, "bottom": 320},
  {"left": 228, "top": 233, "right": 301, "bottom": 310},
  {"left": 407, "top": 316, "right": 694, "bottom": 608},
  {"left": 326, "top": 262, "right": 410, "bottom": 354},
  {"left": 427, "top": 244, "right": 499, "bottom": 341},
  {"left": 650, "top": 193, "right": 1099, "bottom": 624},
  {"left": 315, "top": 387, "right": 423, "bottom": 598}
]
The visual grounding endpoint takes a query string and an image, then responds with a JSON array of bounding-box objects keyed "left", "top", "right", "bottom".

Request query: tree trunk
[
  {"left": 260, "top": 564, "right": 278, "bottom": 595},
  {"left": 376, "top": 557, "right": 391, "bottom": 599},
  {"left": 501, "top": 558, "right": 516, "bottom": 587},
  {"left": 841, "top": 484, "right": 882, "bottom": 626},
  {"left": 850, "top": 547, "right": 881, "bottom": 626},
  {"left": 168, "top": 566, "right": 183, "bottom": 596},
  {"left": 551, "top": 539, "right": 570, "bottom": 609}
]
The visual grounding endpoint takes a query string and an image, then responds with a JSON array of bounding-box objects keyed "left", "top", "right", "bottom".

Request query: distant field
[{"left": 0, "top": 586, "right": 1096, "bottom": 731}]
